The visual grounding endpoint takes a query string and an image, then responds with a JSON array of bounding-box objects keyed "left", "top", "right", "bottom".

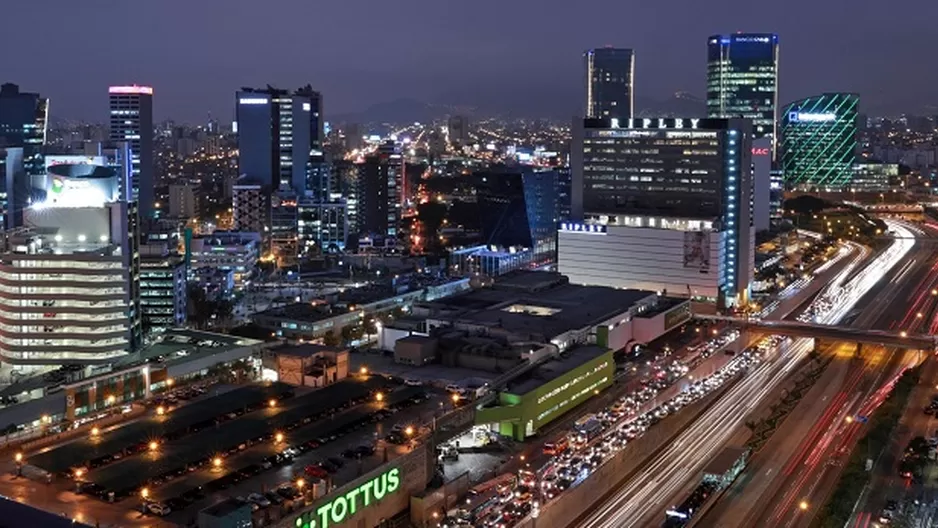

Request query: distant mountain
[
  {"left": 329, "top": 98, "right": 454, "bottom": 125},
  {"left": 329, "top": 91, "right": 707, "bottom": 126},
  {"left": 635, "top": 92, "right": 706, "bottom": 118}
]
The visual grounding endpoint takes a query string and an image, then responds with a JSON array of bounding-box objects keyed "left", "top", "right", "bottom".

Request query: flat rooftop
[
  {"left": 635, "top": 296, "right": 690, "bottom": 319},
  {"left": 425, "top": 271, "right": 656, "bottom": 341},
  {"left": 506, "top": 345, "right": 610, "bottom": 395},
  {"left": 0, "top": 496, "right": 93, "bottom": 528},
  {"left": 271, "top": 343, "right": 345, "bottom": 358},
  {"left": 254, "top": 302, "right": 344, "bottom": 323}
]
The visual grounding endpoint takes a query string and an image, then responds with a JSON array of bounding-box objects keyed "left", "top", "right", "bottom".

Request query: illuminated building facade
[
  {"left": 568, "top": 117, "right": 753, "bottom": 307},
  {"left": 707, "top": 34, "right": 778, "bottom": 154},
  {"left": 0, "top": 147, "right": 141, "bottom": 365},
  {"left": 236, "top": 86, "right": 323, "bottom": 193},
  {"left": 108, "top": 86, "right": 154, "bottom": 218},
  {"left": 585, "top": 47, "right": 635, "bottom": 120},
  {"left": 780, "top": 93, "right": 859, "bottom": 189},
  {"left": 356, "top": 142, "right": 402, "bottom": 240}
]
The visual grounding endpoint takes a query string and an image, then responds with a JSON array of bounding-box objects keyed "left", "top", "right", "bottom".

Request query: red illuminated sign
[{"left": 752, "top": 147, "right": 770, "bottom": 156}]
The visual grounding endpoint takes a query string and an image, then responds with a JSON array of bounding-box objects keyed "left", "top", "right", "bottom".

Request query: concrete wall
[
  {"left": 514, "top": 380, "right": 734, "bottom": 528},
  {"left": 559, "top": 225, "right": 726, "bottom": 301}
]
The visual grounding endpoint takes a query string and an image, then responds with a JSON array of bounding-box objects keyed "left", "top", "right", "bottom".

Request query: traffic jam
[
  {"left": 439, "top": 338, "right": 768, "bottom": 528},
  {"left": 436, "top": 240, "right": 849, "bottom": 528}
]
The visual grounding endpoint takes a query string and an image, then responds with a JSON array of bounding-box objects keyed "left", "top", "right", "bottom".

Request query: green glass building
[{"left": 780, "top": 93, "right": 859, "bottom": 189}]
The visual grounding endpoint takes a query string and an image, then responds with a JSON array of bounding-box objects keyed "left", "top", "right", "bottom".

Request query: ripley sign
[{"left": 293, "top": 467, "right": 401, "bottom": 528}]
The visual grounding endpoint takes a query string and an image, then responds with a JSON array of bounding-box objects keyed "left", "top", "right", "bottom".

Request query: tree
[{"left": 322, "top": 332, "right": 340, "bottom": 347}]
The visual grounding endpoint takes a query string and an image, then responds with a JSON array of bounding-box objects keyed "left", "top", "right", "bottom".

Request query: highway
[
  {"left": 698, "top": 220, "right": 938, "bottom": 528},
  {"left": 576, "top": 220, "right": 916, "bottom": 528}
]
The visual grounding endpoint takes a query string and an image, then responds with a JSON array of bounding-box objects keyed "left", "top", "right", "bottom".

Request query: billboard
[
  {"left": 683, "top": 231, "right": 711, "bottom": 271},
  {"left": 34, "top": 157, "right": 119, "bottom": 208}
]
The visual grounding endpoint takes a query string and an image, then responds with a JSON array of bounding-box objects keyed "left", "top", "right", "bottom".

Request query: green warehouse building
[{"left": 476, "top": 345, "right": 615, "bottom": 440}]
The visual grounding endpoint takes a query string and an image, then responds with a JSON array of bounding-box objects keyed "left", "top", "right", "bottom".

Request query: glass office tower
[
  {"left": 707, "top": 34, "right": 779, "bottom": 154},
  {"left": 585, "top": 47, "right": 635, "bottom": 120},
  {"left": 109, "top": 86, "right": 154, "bottom": 218},
  {"left": 780, "top": 93, "right": 859, "bottom": 189}
]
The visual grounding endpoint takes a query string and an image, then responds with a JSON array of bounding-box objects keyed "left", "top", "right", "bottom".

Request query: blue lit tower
[{"left": 707, "top": 34, "right": 779, "bottom": 156}]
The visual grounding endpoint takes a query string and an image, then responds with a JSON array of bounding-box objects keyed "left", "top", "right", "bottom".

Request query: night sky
[{"left": 5, "top": 0, "right": 935, "bottom": 122}]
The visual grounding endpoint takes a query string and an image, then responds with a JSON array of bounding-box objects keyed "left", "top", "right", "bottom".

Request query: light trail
[{"left": 579, "top": 220, "right": 915, "bottom": 528}]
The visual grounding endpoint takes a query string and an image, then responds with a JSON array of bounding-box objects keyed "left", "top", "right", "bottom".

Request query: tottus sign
[{"left": 294, "top": 467, "right": 401, "bottom": 528}]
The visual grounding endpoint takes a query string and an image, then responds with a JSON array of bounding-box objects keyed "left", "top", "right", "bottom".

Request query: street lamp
[
  {"left": 149, "top": 440, "right": 159, "bottom": 452},
  {"left": 451, "top": 393, "right": 460, "bottom": 405},
  {"left": 360, "top": 365, "right": 369, "bottom": 376},
  {"left": 166, "top": 378, "right": 174, "bottom": 388},
  {"left": 106, "top": 395, "right": 116, "bottom": 405},
  {"left": 268, "top": 398, "right": 277, "bottom": 408},
  {"left": 275, "top": 432, "right": 284, "bottom": 443},
  {"left": 91, "top": 426, "right": 100, "bottom": 437},
  {"left": 156, "top": 405, "right": 165, "bottom": 416},
  {"left": 799, "top": 500, "right": 809, "bottom": 511},
  {"left": 212, "top": 456, "right": 222, "bottom": 471},
  {"left": 376, "top": 392, "right": 385, "bottom": 403},
  {"left": 405, "top": 425, "right": 415, "bottom": 437},
  {"left": 901, "top": 331, "right": 908, "bottom": 338}
]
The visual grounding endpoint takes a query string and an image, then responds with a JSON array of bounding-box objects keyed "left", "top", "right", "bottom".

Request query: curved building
[
  {"left": 0, "top": 150, "right": 139, "bottom": 365},
  {"left": 780, "top": 93, "right": 859, "bottom": 189}
]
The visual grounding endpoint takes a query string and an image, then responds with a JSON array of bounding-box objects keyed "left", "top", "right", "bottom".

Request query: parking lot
[{"left": 9, "top": 375, "right": 450, "bottom": 526}]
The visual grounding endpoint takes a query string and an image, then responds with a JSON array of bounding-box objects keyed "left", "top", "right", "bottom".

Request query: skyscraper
[
  {"left": 0, "top": 83, "right": 48, "bottom": 178},
  {"left": 236, "top": 86, "right": 323, "bottom": 193},
  {"left": 585, "top": 47, "right": 635, "bottom": 120},
  {"left": 109, "top": 85, "right": 154, "bottom": 218},
  {"left": 780, "top": 93, "right": 859, "bottom": 189},
  {"left": 0, "top": 83, "right": 48, "bottom": 229},
  {"left": 707, "top": 34, "right": 779, "bottom": 154},
  {"left": 356, "top": 141, "right": 402, "bottom": 240}
]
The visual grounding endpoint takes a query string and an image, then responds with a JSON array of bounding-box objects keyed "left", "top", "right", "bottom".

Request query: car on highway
[{"left": 878, "top": 500, "right": 898, "bottom": 524}]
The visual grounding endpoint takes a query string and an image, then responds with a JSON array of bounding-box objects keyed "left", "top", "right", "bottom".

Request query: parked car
[
  {"left": 305, "top": 465, "right": 329, "bottom": 479},
  {"left": 247, "top": 493, "right": 271, "bottom": 508},
  {"left": 146, "top": 503, "right": 171, "bottom": 516}
]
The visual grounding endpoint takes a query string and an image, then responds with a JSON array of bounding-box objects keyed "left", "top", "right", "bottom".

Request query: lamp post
[
  {"left": 14, "top": 452, "right": 23, "bottom": 477},
  {"left": 140, "top": 487, "right": 150, "bottom": 513}
]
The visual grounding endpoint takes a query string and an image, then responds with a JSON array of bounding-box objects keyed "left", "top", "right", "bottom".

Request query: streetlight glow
[
  {"left": 269, "top": 398, "right": 277, "bottom": 408},
  {"left": 91, "top": 426, "right": 100, "bottom": 436}
]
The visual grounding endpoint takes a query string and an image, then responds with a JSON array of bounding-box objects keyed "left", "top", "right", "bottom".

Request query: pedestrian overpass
[{"left": 697, "top": 315, "right": 938, "bottom": 351}]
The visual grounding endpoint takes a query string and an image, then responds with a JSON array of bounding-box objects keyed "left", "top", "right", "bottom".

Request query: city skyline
[{"left": 4, "top": 0, "right": 937, "bottom": 122}]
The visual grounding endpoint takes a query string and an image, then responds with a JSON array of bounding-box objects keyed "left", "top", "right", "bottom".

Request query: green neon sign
[{"left": 294, "top": 467, "right": 401, "bottom": 528}]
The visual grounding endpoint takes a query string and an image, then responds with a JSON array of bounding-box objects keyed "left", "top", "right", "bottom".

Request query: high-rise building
[
  {"left": 707, "top": 34, "right": 778, "bottom": 154},
  {"left": 109, "top": 85, "right": 154, "bottom": 218},
  {"left": 232, "top": 183, "right": 266, "bottom": 233},
  {"left": 356, "top": 142, "right": 402, "bottom": 240},
  {"left": 297, "top": 199, "right": 347, "bottom": 256},
  {"left": 447, "top": 116, "right": 469, "bottom": 145},
  {"left": 140, "top": 243, "right": 187, "bottom": 333},
  {"left": 0, "top": 146, "right": 141, "bottom": 365},
  {"left": 585, "top": 47, "right": 635, "bottom": 120},
  {"left": 780, "top": 93, "right": 859, "bottom": 190},
  {"left": 270, "top": 189, "right": 299, "bottom": 267},
  {"left": 751, "top": 138, "right": 772, "bottom": 232},
  {"left": 236, "top": 86, "right": 323, "bottom": 193},
  {"left": 0, "top": 147, "right": 25, "bottom": 230},
  {"left": 168, "top": 183, "right": 199, "bottom": 219},
  {"left": 0, "top": 83, "right": 48, "bottom": 182},
  {"left": 475, "top": 168, "right": 559, "bottom": 266},
  {"left": 566, "top": 117, "right": 753, "bottom": 307}
]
